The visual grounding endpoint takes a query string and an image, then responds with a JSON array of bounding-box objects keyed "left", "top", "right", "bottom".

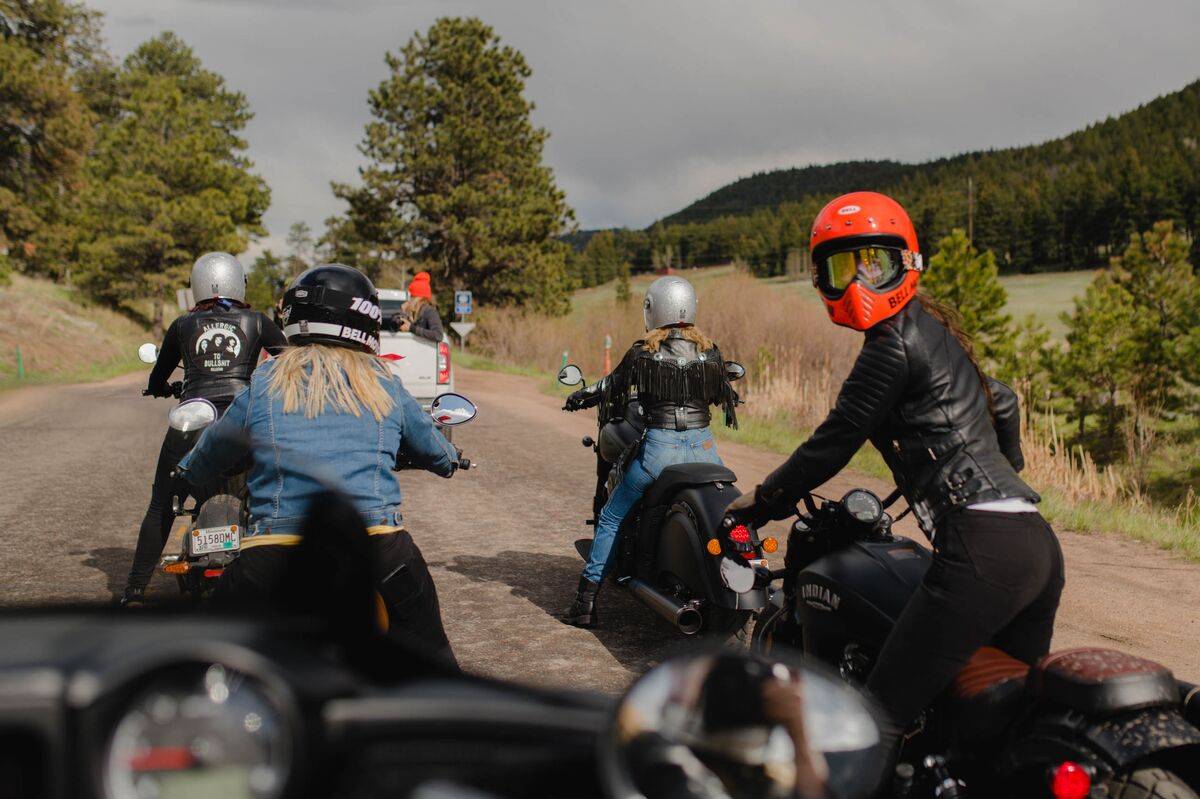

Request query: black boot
[
  {"left": 118, "top": 586, "right": 146, "bottom": 608},
  {"left": 560, "top": 577, "right": 600, "bottom": 627}
]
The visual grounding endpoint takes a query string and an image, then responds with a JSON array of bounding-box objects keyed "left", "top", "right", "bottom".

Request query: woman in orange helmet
[{"left": 728, "top": 191, "right": 1064, "bottom": 754}]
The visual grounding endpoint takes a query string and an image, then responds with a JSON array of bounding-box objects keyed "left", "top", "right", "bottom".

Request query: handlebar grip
[{"left": 458, "top": 458, "right": 472, "bottom": 471}]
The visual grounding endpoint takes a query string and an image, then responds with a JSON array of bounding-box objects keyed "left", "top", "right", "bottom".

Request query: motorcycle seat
[
  {"left": 1030, "top": 647, "right": 1178, "bottom": 715},
  {"left": 641, "top": 463, "right": 737, "bottom": 511},
  {"left": 949, "top": 646, "right": 1030, "bottom": 744}
]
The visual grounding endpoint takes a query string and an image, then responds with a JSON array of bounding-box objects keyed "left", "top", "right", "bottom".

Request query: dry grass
[{"left": 0, "top": 274, "right": 150, "bottom": 388}]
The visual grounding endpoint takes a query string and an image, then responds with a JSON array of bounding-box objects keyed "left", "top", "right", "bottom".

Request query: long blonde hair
[
  {"left": 268, "top": 345, "right": 395, "bottom": 421},
  {"left": 644, "top": 325, "right": 714, "bottom": 352}
]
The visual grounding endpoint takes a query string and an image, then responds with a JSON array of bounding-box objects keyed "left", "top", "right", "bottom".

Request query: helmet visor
[{"left": 820, "top": 247, "right": 903, "bottom": 295}]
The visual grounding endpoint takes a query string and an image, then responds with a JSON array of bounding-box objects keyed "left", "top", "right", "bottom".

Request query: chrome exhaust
[{"left": 625, "top": 578, "right": 703, "bottom": 635}]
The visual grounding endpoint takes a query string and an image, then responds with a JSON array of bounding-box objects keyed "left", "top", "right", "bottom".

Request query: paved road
[{"left": 1, "top": 367, "right": 1197, "bottom": 692}]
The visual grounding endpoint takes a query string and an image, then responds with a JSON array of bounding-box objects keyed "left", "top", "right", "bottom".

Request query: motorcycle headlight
[{"left": 842, "top": 489, "right": 883, "bottom": 525}]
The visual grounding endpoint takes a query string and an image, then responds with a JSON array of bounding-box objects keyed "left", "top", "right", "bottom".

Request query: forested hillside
[{"left": 575, "top": 79, "right": 1200, "bottom": 281}]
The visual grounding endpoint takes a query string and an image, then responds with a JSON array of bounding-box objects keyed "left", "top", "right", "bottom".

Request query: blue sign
[{"left": 454, "top": 290, "right": 473, "bottom": 315}]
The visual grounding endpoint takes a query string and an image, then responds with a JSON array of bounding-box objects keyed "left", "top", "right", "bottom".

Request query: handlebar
[{"left": 142, "top": 381, "right": 183, "bottom": 399}]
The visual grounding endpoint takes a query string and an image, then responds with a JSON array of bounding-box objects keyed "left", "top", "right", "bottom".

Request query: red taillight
[
  {"left": 437, "top": 342, "right": 450, "bottom": 384},
  {"left": 203, "top": 569, "right": 225, "bottom": 578},
  {"left": 728, "top": 525, "right": 751, "bottom": 543},
  {"left": 1050, "top": 762, "right": 1090, "bottom": 799}
]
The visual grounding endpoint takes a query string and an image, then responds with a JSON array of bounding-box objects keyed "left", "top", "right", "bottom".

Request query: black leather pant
[
  {"left": 866, "top": 509, "right": 1065, "bottom": 733},
  {"left": 126, "top": 427, "right": 194, "bottom": 591}
]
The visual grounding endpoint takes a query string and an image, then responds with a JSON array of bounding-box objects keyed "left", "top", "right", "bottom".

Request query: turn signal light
[
  {"left": 762, "top": 537, "right": 779, "bottom": 553},
  {"left": 706, "top": 539, "right": 722, "bottom": 556},
  {"left": 230, "top": 525, "right": 238, "bottom": 533},
  {"left": 163, "top": 562, "right": 191, "bottom": 575},
  {"left": 1050, "top": 762, "right": 1090, "bottom": 799}
]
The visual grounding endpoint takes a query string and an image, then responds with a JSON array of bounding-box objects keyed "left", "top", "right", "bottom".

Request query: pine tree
[
  {"left": 328, "top": 17, "right": 575, "bottom": 315},
  {"left": 921, "top": 228, "right": 1014, "bottom": 366},
  {"left": 246, "top": 249, "right": 287, "bottom": 312},
  {"left": 74, "top": 33, "right": 269, "bottom": 337}
]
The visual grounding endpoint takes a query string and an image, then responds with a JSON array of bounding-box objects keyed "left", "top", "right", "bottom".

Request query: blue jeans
[{"left": 583, "top": 427, "right": 724, "bottom": 583}]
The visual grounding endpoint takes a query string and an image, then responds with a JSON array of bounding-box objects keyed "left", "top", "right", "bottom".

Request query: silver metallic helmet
[
  {"left": 190, "top": 252, "right": 247, "bottom": 303},
  {"left": 643, "top": 276, "right": 697, "bottom": 331}
]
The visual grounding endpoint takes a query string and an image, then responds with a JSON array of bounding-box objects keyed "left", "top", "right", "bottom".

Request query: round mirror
[
  {"left": 605, "top": 652, "right": 884, "bottom": 799},
  {"left": 167, "top": 399, "right": 218, "bottom": 433},
  {"left": 138, "top": 343, "right": 159, "bottom": 364},
  {"left": 725, "top": 361, "right": 747, "bottom": 382},
  {"left": 430, "top": 392, "right": 477, "bottom": 426},
  {"left": 558, "top": 364, "right": 584, "bottom": 386}
]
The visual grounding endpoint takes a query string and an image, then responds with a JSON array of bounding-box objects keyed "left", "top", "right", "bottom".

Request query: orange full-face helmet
[{"left": 810, "top": 191, "right": 922, "bottom": 331}]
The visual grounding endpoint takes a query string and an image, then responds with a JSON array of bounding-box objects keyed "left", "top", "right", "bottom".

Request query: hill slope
[{"left": 657, "top": 79, "right": 1200, "bottom": 273}]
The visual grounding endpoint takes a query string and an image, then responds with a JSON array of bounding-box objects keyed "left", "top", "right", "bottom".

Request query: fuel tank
[{"left": 795, "top": 536, "right": 931, "bottom": 664}]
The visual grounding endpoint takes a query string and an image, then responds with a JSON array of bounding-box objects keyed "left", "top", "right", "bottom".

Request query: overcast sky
[{"left": 89, "top": 0, "right": 1200, "bottom": 257}]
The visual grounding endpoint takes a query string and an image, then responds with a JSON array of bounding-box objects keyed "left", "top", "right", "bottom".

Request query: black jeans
[
  {"left": 212, "top": 531, "right": 455, "bottom": 664},
  {"left": 866, "top": 509, "right": 1065, "bottom": 731},
  {"left": 126, "top": 427, "right": 195, "bottom": 591}
]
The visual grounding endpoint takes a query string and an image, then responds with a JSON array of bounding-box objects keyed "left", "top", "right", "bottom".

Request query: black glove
[
  {"left": 563, "top": 390, "right": 588, "bottom": 412},
  {"left": 725, "top": 484, "right": 797, "bottom": 528}
]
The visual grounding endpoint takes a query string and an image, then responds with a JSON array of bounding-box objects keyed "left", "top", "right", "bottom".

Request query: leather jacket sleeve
[
  {"left": 147, "top": 318, "right": 183, "bottom": 396},
  {"left": 760, "top": 324, "right": 910, "bottom": 504},
  {"left": 988, "top": 377, "right": 1024, "bottom": 472},
  {"left": 411, "top": 305, "right": 444, "bottom": 343}
]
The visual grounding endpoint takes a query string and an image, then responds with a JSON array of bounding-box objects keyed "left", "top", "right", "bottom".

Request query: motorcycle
[
  {"left": 558, "top": 360, "right": 769, "bottom": 641},
  {"left": 748, "top": 487, "right": 1200, "bottom": 798},
  {"left": 137, "top": 342, "right": 478, "bottom": 601}
]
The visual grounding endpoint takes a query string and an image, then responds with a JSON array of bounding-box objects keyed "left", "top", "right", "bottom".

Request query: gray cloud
[{"left": 87, "top": 0, "right": 1200, "bottom": 258}]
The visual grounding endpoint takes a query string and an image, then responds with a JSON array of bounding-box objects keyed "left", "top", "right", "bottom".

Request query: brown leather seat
[
  {"left": 949, "top": 647, "right": 1031, "bottom": 744},
  {"left": 955, "top": 646, "right": 1030, "bottom": 699},
  {"left": 1031, "top": 648, "right": 1178, "bottom": 715}
]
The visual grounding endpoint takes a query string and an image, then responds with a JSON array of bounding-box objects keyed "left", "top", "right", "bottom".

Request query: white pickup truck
[{"left": 376, "top": 288, "right": 454, "bottom": 412}]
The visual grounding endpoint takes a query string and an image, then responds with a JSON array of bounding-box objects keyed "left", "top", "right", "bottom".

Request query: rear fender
[
  {"left": 1000, "top": 705, "right": 1200, "bottom": 777},
  {"left": 656, "top": 484, "right": 766, "bottom": 610}
]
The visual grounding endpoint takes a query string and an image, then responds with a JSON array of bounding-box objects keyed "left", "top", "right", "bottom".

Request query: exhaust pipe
[{"left": 625, "top": 578, "right": 703, "bottom": 635}]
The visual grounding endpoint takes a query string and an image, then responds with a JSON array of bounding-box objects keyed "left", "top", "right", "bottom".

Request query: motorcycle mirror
[
  {"left": 430, "top": 392, "right": 477, "bottom": 426},
  {"left": 138, "top": 343, "right": 158, "bottom": 364},
  {"left": 603, "top": 651, "right": 885, "bottom": 799},
  {"left": 725, "top": 360, "right": 746, "bottom": 382},
  {"left": 167, "top": 398, "right": 218, "bottom": 433},
  {"left": 557, "top": 364, "right": 584, "bottom": 386}
]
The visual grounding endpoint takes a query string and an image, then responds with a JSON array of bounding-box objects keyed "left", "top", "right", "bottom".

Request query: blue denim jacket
[{"left": 177, "top": 359, "right": 457, "bottom": 539}]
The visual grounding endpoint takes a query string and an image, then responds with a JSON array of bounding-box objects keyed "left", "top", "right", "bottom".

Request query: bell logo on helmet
[
  {"left": 295, "top": 289, "right": 308, "bottom": 298},
  {"left": 837, "top": 205, "right": 861, "bottom": 215},
  {"left": 349, "top": 297, "right": 382, "bottom": 322}
]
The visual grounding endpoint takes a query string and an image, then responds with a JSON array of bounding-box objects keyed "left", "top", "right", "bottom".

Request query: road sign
[
  {"left": 450, "top": 321, "right": 476, "bottom": 347},
  {"left": 455, "top": 291, "right": 473, "bottom": 315}
]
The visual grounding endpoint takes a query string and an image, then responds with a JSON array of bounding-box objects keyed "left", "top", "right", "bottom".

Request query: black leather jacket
[
  {"left": 760, "top": 300, "right": 1036, "bottom": 535},
  {"left": 570, "top": 331, "right": 739, "bottom": 431},
  {"left": 148, "top": 303, "right": 287, "bottom": 409}
]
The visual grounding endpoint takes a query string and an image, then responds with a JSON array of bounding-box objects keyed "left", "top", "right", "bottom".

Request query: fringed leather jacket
[
  {"left": 577, "top": 329, "right": 739, "bottom": 431},
  {"left": 759, "top": 300, "right": 1036, "bottom": 535}
]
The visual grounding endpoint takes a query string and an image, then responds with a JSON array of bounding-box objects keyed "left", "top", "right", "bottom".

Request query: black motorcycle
[
  {"left": 749, "top": 488, "right": 1200, "bottom": 798},
  {"left": 558, "top": 361, "right": 768, "bottom": 642}
]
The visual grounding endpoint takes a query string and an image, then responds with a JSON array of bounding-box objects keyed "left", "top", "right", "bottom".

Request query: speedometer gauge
[{"left": 104, "top": 663, "right": 291, "bottom": 799}]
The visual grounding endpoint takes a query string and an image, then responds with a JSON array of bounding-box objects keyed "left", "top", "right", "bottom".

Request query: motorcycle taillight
[
  {"left": 437, "top": 342, "right": 450, "bottom": 384},
  {"left": 728, "top": 525, "right": 751, "bottom": 543},
  {"left": 1050, "top": 762, "right": 1090, "bottom": 799}
]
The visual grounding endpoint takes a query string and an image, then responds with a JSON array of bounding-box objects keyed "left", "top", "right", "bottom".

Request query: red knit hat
[{"left": 408, "top": 271, "right": 432, "bottom": 299}]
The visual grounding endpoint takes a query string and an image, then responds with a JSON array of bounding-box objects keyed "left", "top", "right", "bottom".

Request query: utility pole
[{"left": 967, "top": 176, "right": 975, "bottom": 246}]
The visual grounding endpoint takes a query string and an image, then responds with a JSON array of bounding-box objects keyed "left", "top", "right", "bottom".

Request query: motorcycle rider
[
  {"left": 176, "top": 264, "right": 460, "bottom": 662},
  {"left": 727, "top": 192, "right": 1064, "bottom": 756},
  {"left": 120, "top": 252, "right": 287, "bottom": 606},
  {"left": 560, "top": 276, "right": 740, "bottom": 627}
]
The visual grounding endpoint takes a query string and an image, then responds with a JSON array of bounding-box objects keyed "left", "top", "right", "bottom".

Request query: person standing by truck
[{"left": 398, "top": 271, "right": 444, "bottom": 343}]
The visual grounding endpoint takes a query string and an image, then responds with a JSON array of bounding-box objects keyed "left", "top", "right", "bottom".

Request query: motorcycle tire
[
  {"left": 750, "top": 601, "right": 802, "bottom": 658},
  {"left": 1102, "top": 768, "right": 1199, "bottom": 799},
  {"left": 701, "top": 607, "right": 755, "bottom": 646}
]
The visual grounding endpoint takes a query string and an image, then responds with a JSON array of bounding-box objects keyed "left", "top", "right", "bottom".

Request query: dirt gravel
[{"left": 1, "top": 366, "right": 1197, "bottom": 693}]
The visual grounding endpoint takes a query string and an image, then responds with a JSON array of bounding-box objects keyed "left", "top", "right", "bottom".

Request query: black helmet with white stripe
[{"left": 280, "top": 264, "right": 381, "bottom": 354}]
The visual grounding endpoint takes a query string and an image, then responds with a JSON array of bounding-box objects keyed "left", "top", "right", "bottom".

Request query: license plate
[{"left": 191, "top": 525, "right": 241, "bottom": 556}]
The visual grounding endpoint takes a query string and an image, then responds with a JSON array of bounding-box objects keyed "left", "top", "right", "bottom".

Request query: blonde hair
[
  {"left": 644, "top": 325, "right": 714, "bottom": 352},
  {"left": 268, "top": 345, "right": 395, "bottom": 421},
  {"left": 408, "top": 296, "right": 432, "bottom": 316}
]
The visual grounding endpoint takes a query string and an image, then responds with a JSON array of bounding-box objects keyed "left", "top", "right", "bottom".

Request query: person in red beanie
[{"left": 399, "top": 271, "right": 444, "bottom": 343}]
